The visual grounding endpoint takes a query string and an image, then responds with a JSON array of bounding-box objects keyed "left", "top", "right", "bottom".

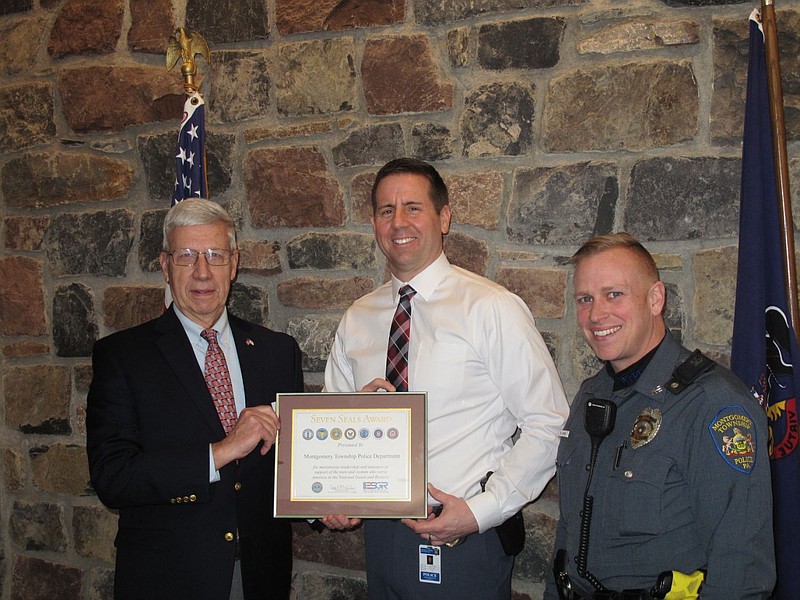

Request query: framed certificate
[{"left": 273, "top": 392, "right": 427, "bottom": 518}]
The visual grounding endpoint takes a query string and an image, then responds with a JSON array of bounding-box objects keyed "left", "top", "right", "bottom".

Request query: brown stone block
[
  {"left": 0, "top": 82, "right": 56, "bottom": 153},
  {"left": 0, "top": 17, "right": 46, "bottom": 75},
  {"left": 286, "top": 232, "right": 376, "bottom": 270},
  {"left": 276, "top": 0, "right": 403, "bottom": 34},
  {"left": 209, "top": 50, "right": 272, "bottom": 124},
  {"left": 30, "top": 444, "right": 91, "bottom": 495},
  {"left": 495, "top": 267, "right": 567, "bottom": 319},
  {"left": 350, "top": 171, "right": 375, "bottom": 224},
  {"left": 577, "top": 19, "right": 700, "bottom": 55},
  {"left": 238, "top": 240, "right": 282, "bottom": 276},
  {"left": 2, "top": 152, "right": 133, "bottom": 209},
  {"left": 543, "top": 61, "right": 698, "bottom": 152},
  {"left": 444, "top": 232, "right": 489, "bottom": 276},
  {"left": 75, "top": 364, "right": 93, "bottom": 394},
  {"left": 10, "top": 500, "right": 68, "bottom": 552},
  {"left": 73, "top": 505, "right": 117, "bottom": 563},
  {"left": 508, "top": 162, "right": 618, "bottom": 245},
  {"left": 244, "top": 121, "right": 333, "bottom": 144},
  {"left": 363, "top": 35, "right": 454, "bottom": 115},
  {"left": 3, "top": 446, "right": 26, "bottom": 492},
  {"left": 2, "top": 342, "right": 50, "bottom": 358},
  {"left": 278, "top": 276, "right": 374, "bottom": 309},
  {"left": 4, "top": 215, "right": 49, "bottom": 251},
  {"left": 274, "top": 39, "right": 357, "bottom": 117},
  {"left": 694, "top": 246, "right": 737, "bottom": 347},
  {"left": 87, "top": 567, "right": 115, "bottom": 600},
  {"left": 5, "top": 365, "right": 71, "bottom": 435},
  {"left": 447, "top": 171, "right": 503, "bottom": 230},
  {"left": 461, "top": 81, "right": 535, "bottom": 158},
  {"left": 48, "top": 0, "right": 124, "bottom": 59},
  {"left": 287, "top": 316, "right": 341, "bottom": 372},
  {"left": 185, "top": 0, "right": 268, "bottom": 45},
  {"left": 292, "top": 520, "right": 366, "bottom": 571},
  {"left": 11, "top": 556, "right": 82, "bottom": 600},
  {"left": 415, "top": 0, "right": 583, "bottom": 26},
  {"left": 101, "top": 286, "right": 165, "bottom": 331},
  {"left": 128, "top": 0, "right": 174, "bottom": 54},
  {"left": 448, "top": 27, "right": 471, "bottom": 67},
  {"left": 58, "top": 66, "right": 184, "bottom": 134},
  {"left": 478, "top": 18, "right": 564, "bottom": 70},
  {"left": 244, "top": 147, "right": 344, "bottom": 228},
  {"left": 0, "top": 256, "right": 46, "bottom": 336}
]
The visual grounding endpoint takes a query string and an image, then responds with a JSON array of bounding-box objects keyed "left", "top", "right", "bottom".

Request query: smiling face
[
  {"left": 573, "top": 247, "right": 666, "bottom": 373},
  {"left": 159, "top": 221, "right": 239, "bottom": 329},
  {"left": 371, "top": 173, "right": 451, "bottom": 282}
]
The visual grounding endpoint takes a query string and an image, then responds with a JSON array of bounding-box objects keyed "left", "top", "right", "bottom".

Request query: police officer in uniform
[{"left": 545, "top": 233, "right": 775, "bottom": 600}]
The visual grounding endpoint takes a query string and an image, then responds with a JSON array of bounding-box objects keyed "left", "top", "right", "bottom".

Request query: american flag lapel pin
[{"left": 245, "top": 338, "right": 254, "bottom": 346}]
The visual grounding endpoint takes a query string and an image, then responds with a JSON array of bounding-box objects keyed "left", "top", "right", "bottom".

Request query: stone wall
[{"left": 1, "top": 0, "right": 799, "bottom": 598}]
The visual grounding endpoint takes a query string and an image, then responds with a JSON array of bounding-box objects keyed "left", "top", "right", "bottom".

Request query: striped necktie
[{"left": 386, "top": 285, "right": 416, "bottom": 392}]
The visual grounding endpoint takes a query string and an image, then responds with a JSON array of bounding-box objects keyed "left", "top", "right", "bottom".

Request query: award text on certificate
[{"left": 291, "top": 408, "right": 411, "bottom": 503}]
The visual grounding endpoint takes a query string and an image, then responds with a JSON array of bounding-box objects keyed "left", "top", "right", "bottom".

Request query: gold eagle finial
[{"left": 166, "top": 27, "right": 211, "bottom": 92}]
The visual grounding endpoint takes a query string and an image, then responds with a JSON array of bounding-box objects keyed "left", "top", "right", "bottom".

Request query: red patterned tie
[
  {"left": 386, "top": 285, "right": 416, "bottom": 392},
  {"left": 201, "top": 329, "right": 238, "bottom": 434}
]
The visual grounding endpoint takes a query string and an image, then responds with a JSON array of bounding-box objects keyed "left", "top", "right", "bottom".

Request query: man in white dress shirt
[{"left": 322, "top": 158, "right": 569, "bottom": 599}]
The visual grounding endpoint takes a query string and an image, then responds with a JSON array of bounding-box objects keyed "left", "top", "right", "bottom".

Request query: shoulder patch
[{"left": 708, "top": 405, "right": 757, "bottom": 474}]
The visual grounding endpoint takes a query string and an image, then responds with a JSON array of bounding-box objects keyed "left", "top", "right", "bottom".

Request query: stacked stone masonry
[{"left": 1, "top": 0, "right": 799, "bottom": 598}]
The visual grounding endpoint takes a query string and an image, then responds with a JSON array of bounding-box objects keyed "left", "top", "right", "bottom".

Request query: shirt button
[
  {"left": 624, "top": 470, "right": 634, "bottom": 478},
  {"left": 234, "top": 482, "right": 242, "bottom": 491},
  {"left": 225, "top": 532, "right": 235, "bottom": 542}
]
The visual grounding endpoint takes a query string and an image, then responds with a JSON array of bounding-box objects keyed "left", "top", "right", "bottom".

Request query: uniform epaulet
[{"left": 664, "top": 349, "right": 716, "bottom": 395}]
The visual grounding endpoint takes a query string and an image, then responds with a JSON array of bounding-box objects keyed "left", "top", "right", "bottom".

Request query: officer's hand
[{"left": 401, "top": 483, "right": 479, "bottom": 546}]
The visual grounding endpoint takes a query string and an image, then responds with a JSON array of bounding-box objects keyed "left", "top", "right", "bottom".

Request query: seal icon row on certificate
[{"left": 301, "top": 427, "right": 401, "bottom": 441}]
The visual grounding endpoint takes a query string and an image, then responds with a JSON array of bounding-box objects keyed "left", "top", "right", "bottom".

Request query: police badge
[{"left": 630, "top": 407, "right": 662, "bottom": 449}]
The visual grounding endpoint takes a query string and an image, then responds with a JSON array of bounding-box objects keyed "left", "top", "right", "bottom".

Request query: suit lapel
[
  {"left": 230, "top": 317, "right": 264, "bottom": 409},
  {"left": 156, "top": 308, "right": 225, "bottom": 437}
]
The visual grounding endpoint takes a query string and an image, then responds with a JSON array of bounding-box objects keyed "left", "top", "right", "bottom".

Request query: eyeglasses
[{"left": 168, "top": 248, "right": 235, "bottom": 267}]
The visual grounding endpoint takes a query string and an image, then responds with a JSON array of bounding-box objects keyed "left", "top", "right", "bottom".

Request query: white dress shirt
[
  {"left": 324, "top": 253, "right": 569, "bottom": 532},
  {"left": 174, "top": 306, "right": 245, "bottom": 481}
]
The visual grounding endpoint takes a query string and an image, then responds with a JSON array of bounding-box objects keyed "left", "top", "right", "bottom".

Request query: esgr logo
[{"left": 363, "top": 481, "right": 389, "bottom": 492}]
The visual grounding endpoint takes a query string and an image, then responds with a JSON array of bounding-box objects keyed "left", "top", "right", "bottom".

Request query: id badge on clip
[{"left": 418, "top": 544, "right": 441, "bottom": 584}]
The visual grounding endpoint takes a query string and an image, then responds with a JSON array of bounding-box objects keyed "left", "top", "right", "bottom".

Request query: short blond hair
[{"left": 571, "top": 232, "right": 659, "bottom": 281}]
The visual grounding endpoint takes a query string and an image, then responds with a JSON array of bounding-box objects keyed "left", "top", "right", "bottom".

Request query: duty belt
[{"left": 553, "top": 550, "right": 705, "bottom": 600}]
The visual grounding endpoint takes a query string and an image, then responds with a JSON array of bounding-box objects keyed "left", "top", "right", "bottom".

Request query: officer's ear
[{"left": 647, "top": 280, "right": 666, "bottom": 316}]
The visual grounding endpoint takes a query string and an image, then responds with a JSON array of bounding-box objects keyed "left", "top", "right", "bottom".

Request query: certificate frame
[{"left": 274, "top": 392, "right": 427, "bottom": 519}]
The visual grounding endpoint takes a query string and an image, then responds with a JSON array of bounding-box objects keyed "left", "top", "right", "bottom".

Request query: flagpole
[{"left": 761, "top": 0, "right": 800, "bottom": 339}]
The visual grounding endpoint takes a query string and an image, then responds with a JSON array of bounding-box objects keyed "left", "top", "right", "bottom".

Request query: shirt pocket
[
  {"left": 610, "top": 452, "right": 672, "bottom": 537},
  {"left": 413, "top": 342, "right": 466, "bottom": 402}
]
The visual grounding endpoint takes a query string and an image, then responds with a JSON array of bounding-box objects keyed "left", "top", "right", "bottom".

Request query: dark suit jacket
[{"left": 87, "top": 307, "right": 303, "bottom": 600}]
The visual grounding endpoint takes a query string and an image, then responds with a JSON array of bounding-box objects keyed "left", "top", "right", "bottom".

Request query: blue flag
[
  {"left": 731, "top": 12, "right": 800, "bottom": 599},
  {"left": 171, "top": 91, "right": 208, "bottom": 205}
]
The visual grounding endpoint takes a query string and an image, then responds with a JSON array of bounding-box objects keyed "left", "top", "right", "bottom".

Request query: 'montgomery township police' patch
[{"left": 709, "top": 405, "right": 757, "bottom": 473}]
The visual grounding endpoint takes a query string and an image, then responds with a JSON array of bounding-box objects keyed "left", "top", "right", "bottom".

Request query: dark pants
[{"left": 364, "top": 519, "right": 513, "bottom": 600}]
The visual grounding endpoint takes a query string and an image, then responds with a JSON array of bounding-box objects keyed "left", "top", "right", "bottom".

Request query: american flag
[{"left": 171, "top": 90, "right": 208, "bottom": 204}]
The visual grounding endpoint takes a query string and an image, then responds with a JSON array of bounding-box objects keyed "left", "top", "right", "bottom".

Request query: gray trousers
[{"left": 364, "top": 519, "right": 513, "bottom": 600}]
